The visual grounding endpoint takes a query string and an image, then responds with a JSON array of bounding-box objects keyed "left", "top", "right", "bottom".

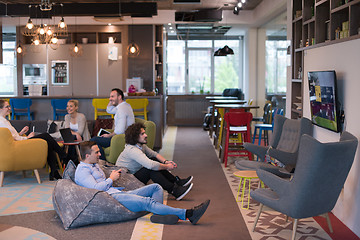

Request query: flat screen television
[{"left": 308, "top": 70, "right": 340, "bottom": 132}]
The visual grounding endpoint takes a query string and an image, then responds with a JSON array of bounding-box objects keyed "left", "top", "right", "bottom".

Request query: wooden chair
[
  {"left": 221, "top": 112, "right": 253, "bottom": 167},
  {"left": 126, "top": 98, "right": 149, "bottom": 120},
  {"left": 9, "top": 98, "right": 34, "bottom": 120},
  {"left": 252, "top": 108, "right": 283, "bottom": 146},
  {"left": 51, "top": 99, "right": 70, "bottom": 120},
  {"left": 92, "top": 98, "right": 114, "bottom": 120}
]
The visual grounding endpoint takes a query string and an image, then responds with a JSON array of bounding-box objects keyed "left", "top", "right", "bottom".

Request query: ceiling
[
  {"left": 0, "top": 0, "right": 263, "bottom": 12},
  {"left": 0, "top": 0, "right": 287, "bottom": 39}
]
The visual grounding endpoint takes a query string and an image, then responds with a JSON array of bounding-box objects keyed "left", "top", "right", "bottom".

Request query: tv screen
[{"left": 308, "top": 70, "right": 340, "bottom": 132}]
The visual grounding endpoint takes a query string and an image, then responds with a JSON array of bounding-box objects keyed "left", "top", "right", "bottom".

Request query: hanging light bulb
[
  {"left": 46, "top": 27, "right": 53, "bottom": 36},
  {"left": 26, "top": 18, "right": 34, "bottom": 30},
  {"left": 33, "top": 38, "right": 40, "bottom": 45},
  {"left": 73, "top": 43, "right": 79, "bottom": 53},
  {"left": 51, "top": 34, "right": 58, "bottom": 44},
  {"left": 129, "top": 44, "right": 136, "bottom": 54},
  {"left": 39, "top": 24, "right": 45, "bottom": 35},
  {"left": 16, "top": 42, "right": 23, "bottom": 54},
  {"left": 127, "top": 42, "right": 140, "bottom": 56},
  {"left": 59, "top": 17, "right": 66, "bottom": 29}
]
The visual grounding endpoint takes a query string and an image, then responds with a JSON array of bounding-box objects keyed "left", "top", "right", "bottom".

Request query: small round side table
[{"left": 233, "top": 170, "right": 263, "bottom": 209}]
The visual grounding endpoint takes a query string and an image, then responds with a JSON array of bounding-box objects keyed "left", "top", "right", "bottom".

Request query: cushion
[
  {"left": 52, "top": 180, "right": 146, "bottom": 229},
  {"left": 53, "top": 160, "right": 146, "bottom": 229},
  {"left": 62, "top": 160, "right": 77, "bottom": 182},
  {"left": 47, "top": 120, "right": 64, "bottom": 140},
  {"left": 48, "top": 121, "right": 57, "bottom": 134},
  {"left": 92, "top": 118, "right": 114, "bottom": 137}
]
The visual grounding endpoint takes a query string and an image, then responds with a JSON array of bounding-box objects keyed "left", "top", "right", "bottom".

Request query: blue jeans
[
  {"left": 111, "top": 184, "right": 186, "bottom": 220},
  {"left": 90, "top": 136, "right": 112, "bottom": 160}
]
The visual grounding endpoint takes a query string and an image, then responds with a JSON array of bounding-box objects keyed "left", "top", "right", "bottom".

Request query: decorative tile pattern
[{"left": 0, "top": 171, "right": 56, "bottom": 216}]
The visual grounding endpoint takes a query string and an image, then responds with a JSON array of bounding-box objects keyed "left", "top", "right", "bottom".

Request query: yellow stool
[{"left": 233, "top": 170, "right": 263, "bottom": 209}]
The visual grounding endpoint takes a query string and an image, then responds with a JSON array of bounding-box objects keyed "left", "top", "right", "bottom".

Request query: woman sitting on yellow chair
[{"left": 0, "top": 99, "right": 65, "bottom": 180}]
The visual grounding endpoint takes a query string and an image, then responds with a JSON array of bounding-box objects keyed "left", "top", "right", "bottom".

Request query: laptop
[{"left": 60, "top": 128, "right": 77, "bottom": 143}]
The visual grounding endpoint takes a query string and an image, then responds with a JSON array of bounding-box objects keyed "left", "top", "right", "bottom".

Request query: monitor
[{"left": 308, "top": 70, "right": 340, "bottom": 132}]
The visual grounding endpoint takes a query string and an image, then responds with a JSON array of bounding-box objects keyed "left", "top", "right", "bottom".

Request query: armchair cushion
[
  {"left": 53, "top": 160, "right": 146, "bottom": 230},
  {"left": 104, "top": 118, "right": 156, "bottom": 164}
]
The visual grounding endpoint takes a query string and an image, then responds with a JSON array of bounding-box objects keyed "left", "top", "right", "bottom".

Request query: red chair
[{"left": 222, "top": 112, "right": 253, "bottom": 167}]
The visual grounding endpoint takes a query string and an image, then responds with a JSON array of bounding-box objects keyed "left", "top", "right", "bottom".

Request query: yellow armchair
[
  {"left": 104, "top": 118, "right": 156, "bottom": 164},
  {"left": 0, "top": 128, "right": 48, "bottom": 187}
]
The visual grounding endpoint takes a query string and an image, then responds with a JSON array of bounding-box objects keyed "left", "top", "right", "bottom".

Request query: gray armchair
[
  {"left": 250, "top": 131, "right": 358, "bottom": 240},
  {"left": 235, "top": 115, "right": 313, "bottom": 177}
]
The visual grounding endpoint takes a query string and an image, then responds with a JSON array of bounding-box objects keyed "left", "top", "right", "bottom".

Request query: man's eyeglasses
[{"left": 3, "top": 106, "right": 11, "bottom": 109}]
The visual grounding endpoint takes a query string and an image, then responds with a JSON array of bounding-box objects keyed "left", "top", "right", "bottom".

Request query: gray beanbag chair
[{"left": 52, "top": 161, "right": 146, "bottom": 230}]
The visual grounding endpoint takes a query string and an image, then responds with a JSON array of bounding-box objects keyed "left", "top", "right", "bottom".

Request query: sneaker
[
  {"left": 176, "top": 176, "right": 193, "bottom": 187},
  {"left": 172, "top": 183, "right": 193, "bottom": 201},
  {"left": 150, "top": 214, "right": 179, "bottom": 225},
  {"left": 188, "top": 199, "right": 210, "bottom": 225}
]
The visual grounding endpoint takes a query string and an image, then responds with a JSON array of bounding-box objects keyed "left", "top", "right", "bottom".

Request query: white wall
[
  {"left": 244, "top": 28, "right": 267, "bottom": 118},
  {"left": 303, "top": 38, "right": 360, "bottom": 237}
]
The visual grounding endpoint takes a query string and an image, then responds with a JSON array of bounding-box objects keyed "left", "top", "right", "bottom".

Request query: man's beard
[{"left": 138, "top": 138, "right": 147, "bottom": 145}]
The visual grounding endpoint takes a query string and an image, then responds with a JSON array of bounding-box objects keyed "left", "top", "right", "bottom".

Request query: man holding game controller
[
  {"left": 115, "top": 123, "right": 194, "bottom": 201},
  {"left": 75, "top": 141, "right": 210, "bottom": 225}
]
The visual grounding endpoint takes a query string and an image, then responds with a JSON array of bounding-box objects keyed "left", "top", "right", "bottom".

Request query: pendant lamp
[{"left": 127, "top": 22, "right": 140, "bottom": 57}]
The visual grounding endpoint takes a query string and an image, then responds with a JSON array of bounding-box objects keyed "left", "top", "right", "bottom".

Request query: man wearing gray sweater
[{"left": 116, "top": 123, "right": 193, "bottom": 200}]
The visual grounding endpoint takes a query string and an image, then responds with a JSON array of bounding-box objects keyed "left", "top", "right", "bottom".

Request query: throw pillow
[
  {"left": 48, "top": 121, "right": 57, "bottom": 134},
  {"left": 92, "top": 118, "right": 114, "bottom": 137},
  {"left": 62, "top": 160, "right": 77, "bottom": 182},
  {"left": 47, "top": 120, "right": 65, "bottom": 133}
]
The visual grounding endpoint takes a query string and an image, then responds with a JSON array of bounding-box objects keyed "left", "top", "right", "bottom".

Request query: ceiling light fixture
[
  {"left": 127, "top": 19, "right": 140, "bottom": 57},
  {"left": 23, "top": 2, "right": 68, "bottom": 48}
]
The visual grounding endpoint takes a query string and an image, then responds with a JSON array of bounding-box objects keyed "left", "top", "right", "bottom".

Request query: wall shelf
[{"left": 290, "top": 0, "right": 360, "bottom": 119}]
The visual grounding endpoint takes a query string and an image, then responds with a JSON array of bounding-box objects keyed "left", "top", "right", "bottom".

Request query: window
[
  {"left": 214, "top": 40, "right": 241, "bottom": 93},
  {"left": 167, "top": 38, "right": 243, "bottom": 95},
  {"left": 0, "top": 32, "right": 17, "bottom": 96},
  {"left": 265, "top": 40, "right": 289, "bottom": 94}
]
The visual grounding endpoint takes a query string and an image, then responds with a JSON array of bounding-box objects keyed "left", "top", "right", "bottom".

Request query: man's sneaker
[
  {"left": 150, "top": 214, "right": 179, "bottom": 225},
  {"left": 172, "top": 183, "right": 193, "bottom": 201},
  {"left": 189, "top": 199, "right": 210, "bottom": 225},
  {"left": 176, "top": 176, "right": 193, "bottom": 187}
]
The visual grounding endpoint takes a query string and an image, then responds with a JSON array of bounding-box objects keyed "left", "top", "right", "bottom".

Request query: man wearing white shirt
[{"left": 90, "top": 88, "right": 135, "bottom": 160}]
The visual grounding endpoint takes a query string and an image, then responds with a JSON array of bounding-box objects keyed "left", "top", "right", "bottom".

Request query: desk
[
  {"left": 208, "top": 100, "right": 247, "bottom": 138},
  {"left": 214, "top": 104, "right": 259, "bottom": 162},
  {"left": 205, "top": 96, "right": 238, "bottom": 100}
]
